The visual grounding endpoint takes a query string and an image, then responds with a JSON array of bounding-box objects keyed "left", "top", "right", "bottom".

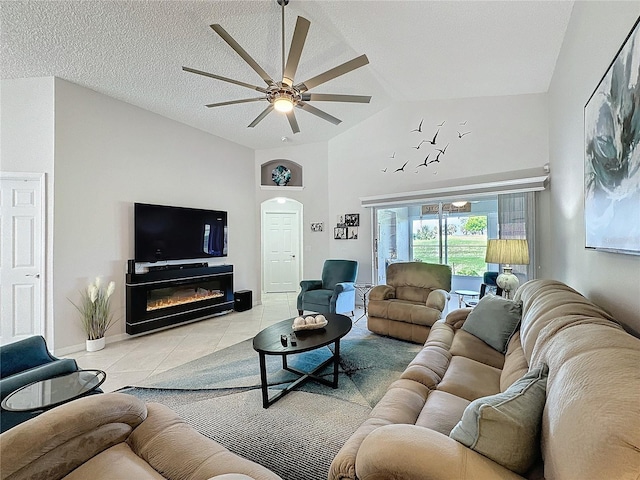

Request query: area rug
[
  {"left": 128, "top": 322, "right": 421, "bottom": 408},
  {"left": 121, "top": 387, "right": 371, "bottom": 479},
  {"left": 121, "top": 323, "right": 421, "bottom": 479}
]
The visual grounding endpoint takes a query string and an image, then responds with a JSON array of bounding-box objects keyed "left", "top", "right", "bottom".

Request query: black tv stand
[{"left": 125, "top": 264, "right": 233, "bottom": 335}]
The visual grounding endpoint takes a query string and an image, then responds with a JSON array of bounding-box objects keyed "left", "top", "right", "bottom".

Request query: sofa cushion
[
  {"left": 462, "top": 295, "right": 522, "bottom": 353},
  {"left": 449, "top": 329, "right": 505, "bottom": 370},
  {"left": 415, "top": 390, "right": 470, "bottom": 436},
  {"left": 437, "top": 356, "right": 501, "bottom": 402},
  {"left": 64, "top": 443, "right": 164, "bottom": 479},
  {"left": 449, "top": 363, "right": 548, "bottom": 475}
]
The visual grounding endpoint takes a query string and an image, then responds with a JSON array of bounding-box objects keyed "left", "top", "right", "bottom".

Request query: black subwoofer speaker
[{"left": 234, "top": 290, "right": 252, "bottom": 312}]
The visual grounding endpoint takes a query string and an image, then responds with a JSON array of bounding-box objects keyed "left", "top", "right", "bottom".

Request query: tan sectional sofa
[
  {"left": 0, "top": 392, "right": 282, "bottom": 480},
  {"left": 329, "top": 279, "right": 640, "bottom": 479}
]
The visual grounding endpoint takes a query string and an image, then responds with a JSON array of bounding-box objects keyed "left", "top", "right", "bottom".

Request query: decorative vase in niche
[
  {"left": 271, "top": 165, "right": 291, "bottom": 186},
  {"left": 86, "top": 337, "right": 105, "bottom": 352}
]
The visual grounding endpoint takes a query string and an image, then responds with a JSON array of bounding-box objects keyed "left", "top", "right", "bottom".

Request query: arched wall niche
[{"left": 260, "top": 159, "right": 303, "bottom": 187}]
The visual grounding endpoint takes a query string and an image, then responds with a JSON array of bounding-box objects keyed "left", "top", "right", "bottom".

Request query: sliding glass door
[{"left": 373, "top": 195, "right": 530, "bottom": 286}]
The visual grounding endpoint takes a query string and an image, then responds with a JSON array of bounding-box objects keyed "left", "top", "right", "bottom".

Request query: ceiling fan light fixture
[
  {"left": 452, "top": 201, "right": 468, "bottom": 207},
  {"left": 273, "top": 95, "right": 294, "bottom": 112}
]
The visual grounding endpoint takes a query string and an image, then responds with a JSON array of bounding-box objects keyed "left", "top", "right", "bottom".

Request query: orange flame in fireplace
[{"left": 147, "top": 290, "right": 224, "bottom": 311}]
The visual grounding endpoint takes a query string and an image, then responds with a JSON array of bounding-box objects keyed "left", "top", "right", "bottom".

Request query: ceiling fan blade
[
  {"left": 300, "top": 93, "right": 371, "bottom": 103},
  {"left": 298, "top": 102, "right": 341, "bottom": 125},
  {"left": 282, "top": 16, "right": 311, "bottom": 87},
  {"left": 205, "top": 97, "right": 265, "bottom": 108},
  {"left": 248, "top": 105, "right": 274, "bottom": 128},
  {"left": 286, "top": 110, "right": 300, "bottom": 134},
  {"left": 183, "top": 67, "right": 269, "bottom": 94},
  {"left": 210, "top": 24, "right": 276, "bottom": 87},
  {"left": 295, "top": 54, "right": 369, "bottom": 93}
]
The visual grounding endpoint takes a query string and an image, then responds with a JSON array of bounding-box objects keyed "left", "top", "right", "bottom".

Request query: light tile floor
[{"left": 68, "top": 292, "right": 458, "bottom": 393}]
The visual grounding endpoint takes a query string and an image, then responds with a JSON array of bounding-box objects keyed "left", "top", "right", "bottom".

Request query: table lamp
[{"left": 484, "top": 239, "right": 530, "bottom": 299}]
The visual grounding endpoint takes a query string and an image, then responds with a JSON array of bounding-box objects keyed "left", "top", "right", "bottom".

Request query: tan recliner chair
[
  {"left": 0, "top": 393, "right": 282, "bottom": 480},
  {"left": 367, "top": 262, "right": 451, "bottom": 344}
]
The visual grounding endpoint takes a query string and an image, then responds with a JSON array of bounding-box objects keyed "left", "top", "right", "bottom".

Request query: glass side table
[
  {"left": 354, "top": 283, "right": 375, "bottom": 323},
  {"left": 454, "top": 290, "right": 480, "bottom": 308},
  {"left": 1, "top": 369, "right": 106, "bottom": 412}
]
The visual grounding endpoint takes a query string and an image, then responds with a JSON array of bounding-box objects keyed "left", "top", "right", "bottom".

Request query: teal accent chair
[
  {"left": 297, "top": 259, "right": 359, "bottom": 316},
  {"left": 0, "top": 336, "right": 96, "bottom": 432}
]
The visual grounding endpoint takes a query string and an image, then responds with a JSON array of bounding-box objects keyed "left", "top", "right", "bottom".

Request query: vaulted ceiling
[{"left": 1, "top": 1, "right": 574, "bottom": 150}]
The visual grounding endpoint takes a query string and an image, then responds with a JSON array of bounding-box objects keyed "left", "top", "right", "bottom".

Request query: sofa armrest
[
  {"left": 356, "top": 424, "right": 524, "bottom": 480},
  {"left": 425, "top": 289, "right": 451, "bottom": 312},
  {"left": 0, "top": 393, "right": 146, "bottom": 480},
  {"left": 299, "top": 280, "right": 323, "bottom": 293},
  {"left": 128, "top": 402, "right": 282, "bottom": 480},
  {"left": 0, "top": 358, "right": 78, "bottom": 401},
  {"left": 369, "top": 285, "right": 395, "bottom": 301},
  {"left": 444, "top": 308, "right": 473, "bottom": 329}
]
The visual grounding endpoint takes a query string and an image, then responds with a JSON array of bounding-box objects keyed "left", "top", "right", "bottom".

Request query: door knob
[{"left": 26, "top": 273, "right": 40, "bottom": 278}]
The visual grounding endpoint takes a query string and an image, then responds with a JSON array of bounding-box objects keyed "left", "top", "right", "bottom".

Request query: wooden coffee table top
[{"left": 252, "top": 313, "right": 352, "bottom": 356}]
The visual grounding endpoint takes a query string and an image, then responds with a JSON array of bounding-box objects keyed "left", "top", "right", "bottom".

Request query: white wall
[
  {"left": 1, "top": 77, "right": 56, "bottom": 343},
  {"left": 546, "top": 2, "right": 640, "bottom": 335},
  {"left": 255, "top": 142, "right": 330, "bottom": 287},
  {"left": 51, "top": 79, "right": 256, "bottom": 351},
  {"left": 328, "top": 94, "right": 550, "bottom": 283}
]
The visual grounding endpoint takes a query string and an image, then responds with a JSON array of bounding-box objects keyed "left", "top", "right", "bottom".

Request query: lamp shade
[{"left": 485, "top": 239, "right": 530, "bottom": 265}]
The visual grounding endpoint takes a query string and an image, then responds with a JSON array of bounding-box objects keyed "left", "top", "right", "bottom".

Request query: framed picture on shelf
[
  {"left": 347, "top": 227, "right": 358, "bottom": 239},
  {"left": 584, "top": 17, "right": 640, "bottom": 255},
  {"left": 345, "top": 213, "right": 360, "bottom": 227},
  {"left": 310, "top": 222, "right": 323, "bottom": 232},
  {"left": 334, "top": 227, "right": 347, "bottom": 240}
]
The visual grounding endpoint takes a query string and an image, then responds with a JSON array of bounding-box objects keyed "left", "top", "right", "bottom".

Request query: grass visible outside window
[{"left": 413, "top": 235, "right": 488, "bottom": 276}]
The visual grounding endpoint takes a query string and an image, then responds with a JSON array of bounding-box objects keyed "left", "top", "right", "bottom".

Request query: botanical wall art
[
  {"left": 584, "top": 17, "right": 640, "bottom": 255},
  {"left": 310, "top": 222, "right": 323, "bottom": 232}
]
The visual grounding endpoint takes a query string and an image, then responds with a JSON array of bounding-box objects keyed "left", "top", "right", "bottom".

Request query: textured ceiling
[{"left": 1, "top": 1, "right": 574, "bottom": 150}]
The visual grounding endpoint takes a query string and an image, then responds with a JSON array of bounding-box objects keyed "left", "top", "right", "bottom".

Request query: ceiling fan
[{"left": 183, "top": 0, "right": 371, "bottom": 134}]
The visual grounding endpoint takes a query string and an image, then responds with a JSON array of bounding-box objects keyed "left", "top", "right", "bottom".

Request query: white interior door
[
  {"left": 0, "top": 174, "right": 45, "bottom": 345},
  {"left": 264, "top": 212, "right": 300, "bottom": 293}
]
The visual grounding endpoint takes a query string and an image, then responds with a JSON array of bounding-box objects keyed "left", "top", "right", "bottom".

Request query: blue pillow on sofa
[{"left": 461, "top": 294, "right": 522, "bottom": 353}]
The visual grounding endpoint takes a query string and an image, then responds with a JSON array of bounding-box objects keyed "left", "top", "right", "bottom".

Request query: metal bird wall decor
[{"left": 383, "top": 119, "right": 472, "bottom": 174}]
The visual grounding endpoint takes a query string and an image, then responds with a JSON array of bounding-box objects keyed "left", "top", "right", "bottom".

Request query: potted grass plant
[{"left": 71, "top": 277, "right": 117, "bottom": 351}]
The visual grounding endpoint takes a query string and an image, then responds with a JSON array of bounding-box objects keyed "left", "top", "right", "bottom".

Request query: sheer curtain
[{"left": 497, "top": 192, "right": 536, "bottom": 281}]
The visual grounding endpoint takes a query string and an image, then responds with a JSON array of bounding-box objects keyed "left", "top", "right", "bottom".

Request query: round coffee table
[
  {"left": 1, "top": 369, "right": 106, "bottom": 412},
  {"left": 252, "top": 313, "right": 352, "bottom": 408}
]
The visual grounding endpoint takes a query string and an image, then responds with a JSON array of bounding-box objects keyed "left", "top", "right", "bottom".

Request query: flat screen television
[{"left": 134, "top": 203, "right": 227, "bottom": 262}]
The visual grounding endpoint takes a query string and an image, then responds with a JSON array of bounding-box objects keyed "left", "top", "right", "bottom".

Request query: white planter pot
[{"left": 86, "top": 337, "right": 106, "bottom": 352}]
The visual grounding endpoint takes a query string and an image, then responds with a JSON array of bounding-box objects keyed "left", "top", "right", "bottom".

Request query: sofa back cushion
[
  {"left": 515, "top": 279, "right": 640, "bottom": 479},
  {"left": 387, "top": 262, "right": 451, "bottom": 303}
]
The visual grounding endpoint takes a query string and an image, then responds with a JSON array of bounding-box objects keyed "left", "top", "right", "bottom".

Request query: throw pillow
[
  {"left": 449, "top": 363, "right": 549, "bottom": 474},
  {"left": 461, "top": 294, "right": 522, "bottom": 353}
]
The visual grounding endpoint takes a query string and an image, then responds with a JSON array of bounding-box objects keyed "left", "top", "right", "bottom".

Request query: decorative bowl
[{"left": 292, "top": 317, "right": 328, "bottom": 331}]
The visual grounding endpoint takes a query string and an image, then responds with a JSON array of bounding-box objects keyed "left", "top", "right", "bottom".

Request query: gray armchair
[{"left": 297, "top": 259, "right": 358, "bottom": 315}]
